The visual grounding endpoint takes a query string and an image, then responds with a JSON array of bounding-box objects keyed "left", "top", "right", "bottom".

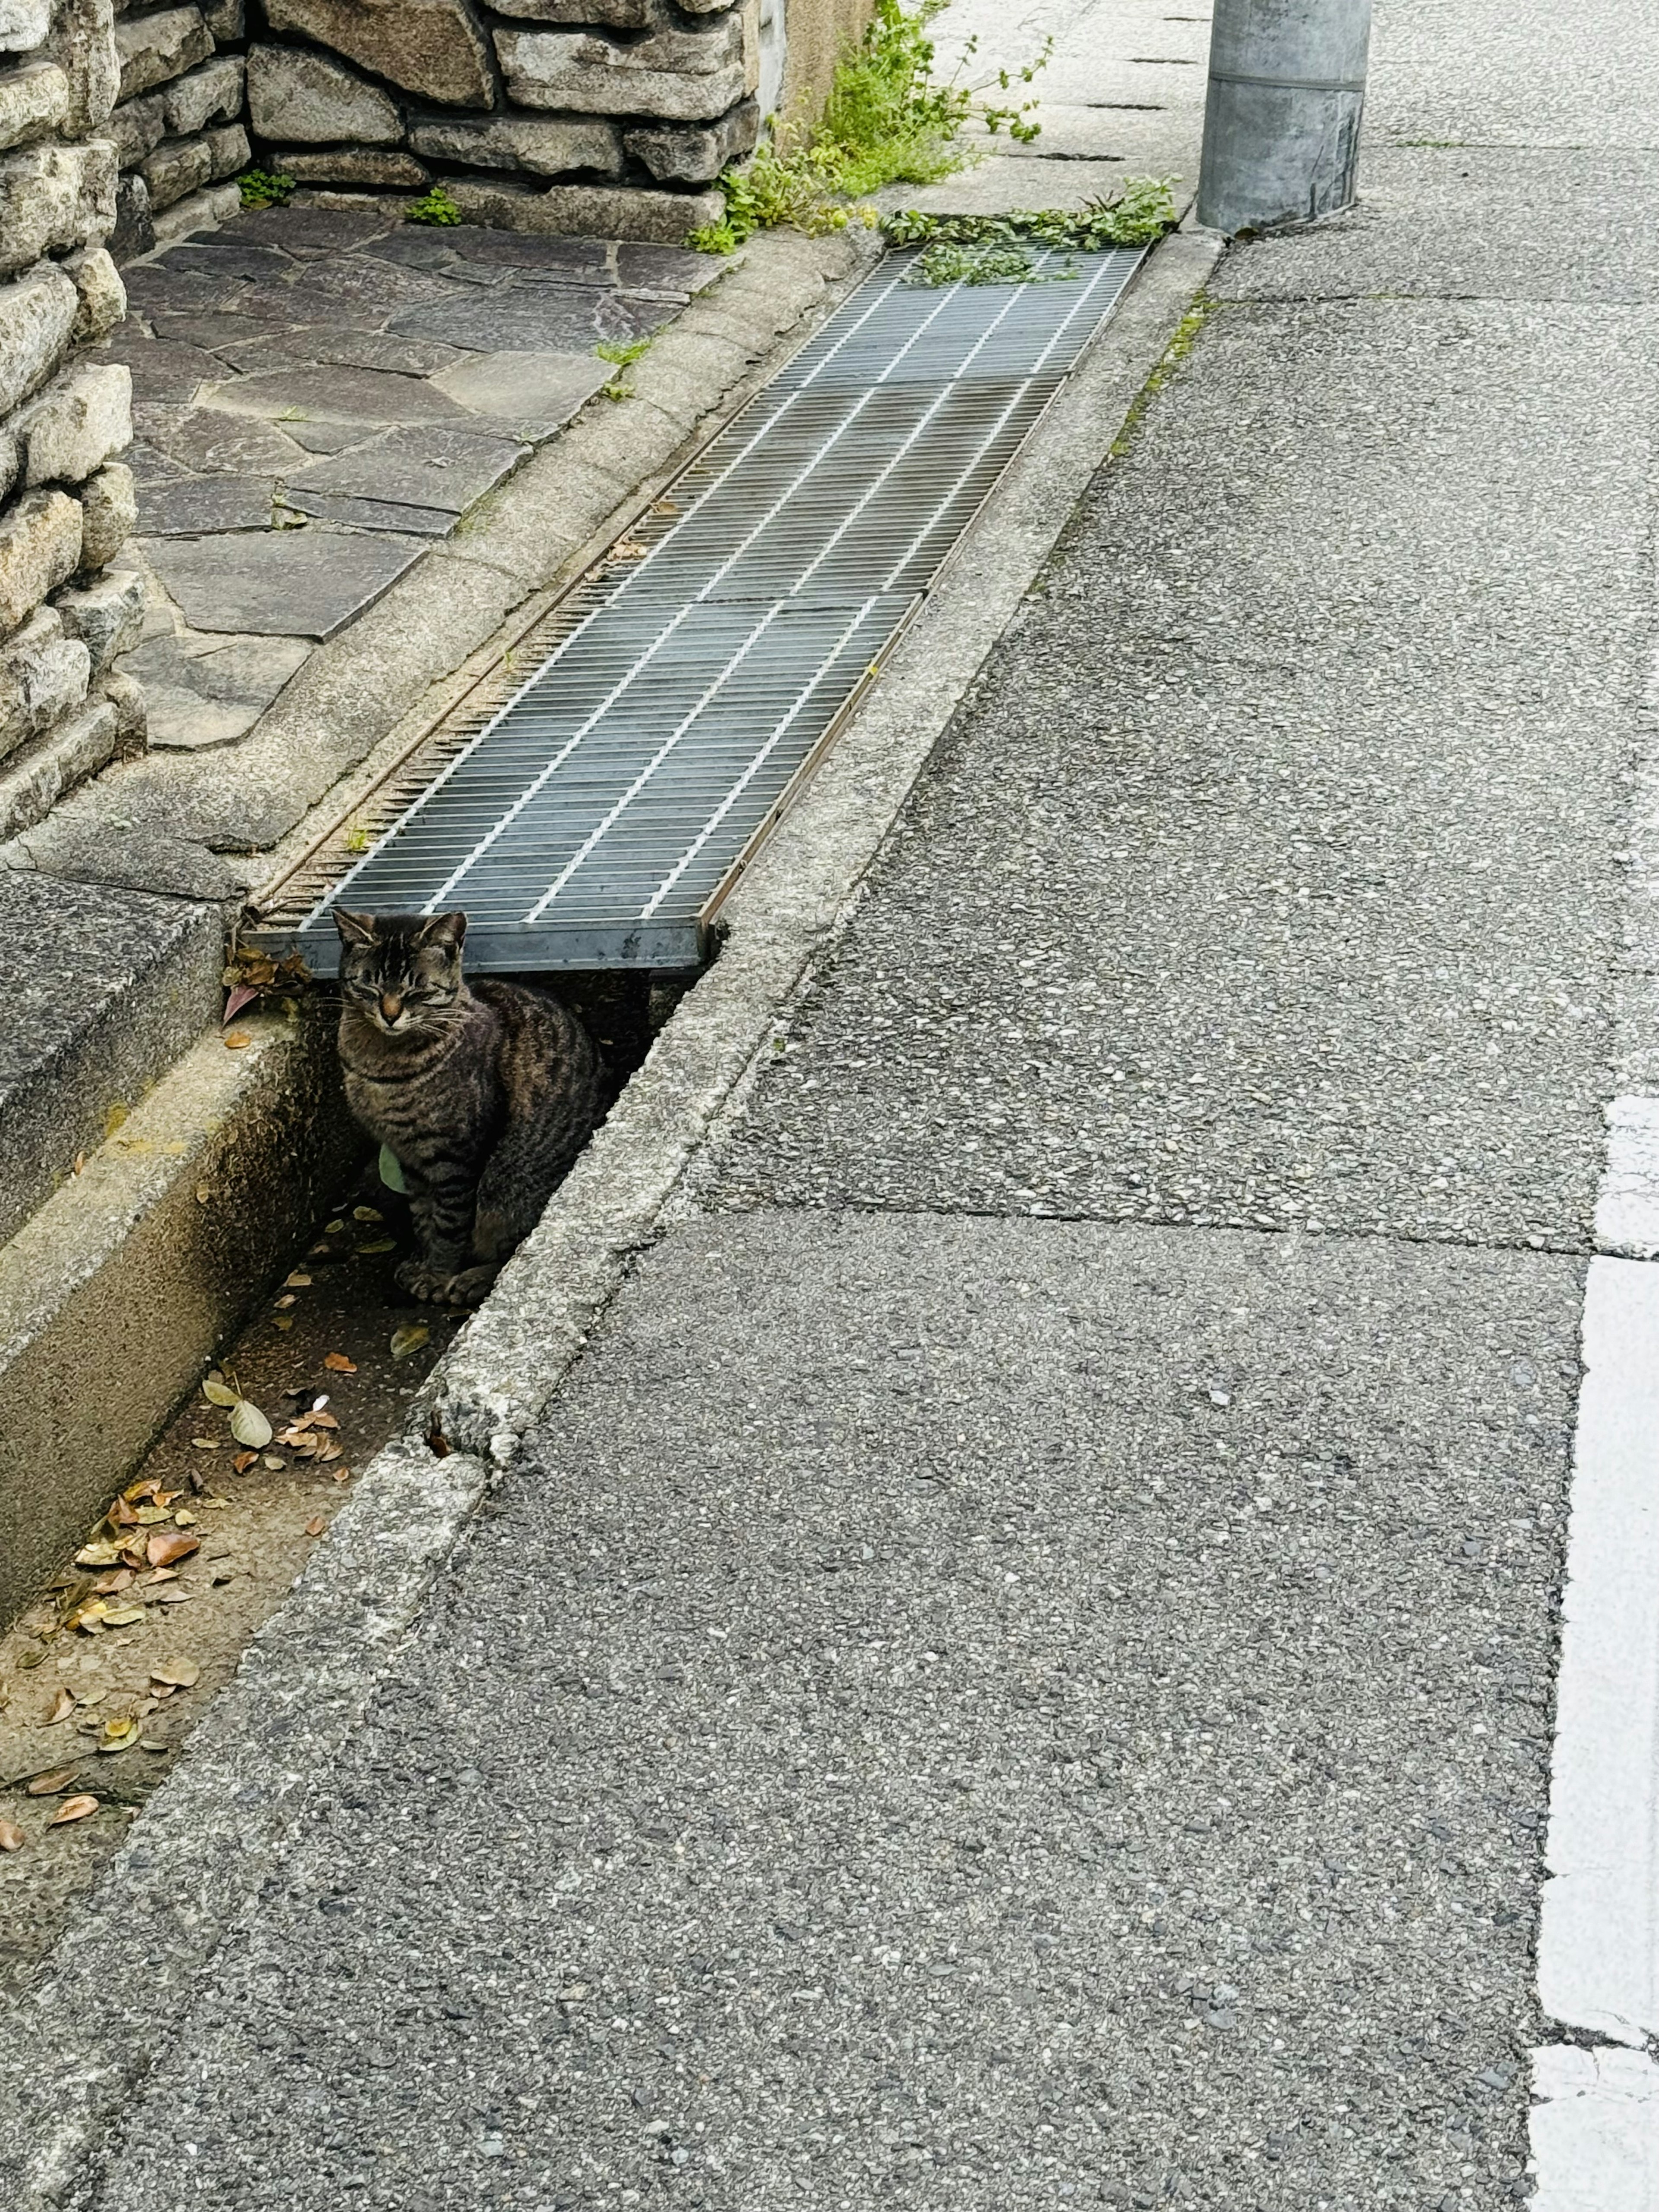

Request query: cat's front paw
[
  {"left": 435, "top": 1263, "right": 499, "bottom": 1309},
  {"left": 396, "top": 1257, "right": 449, "bottom": 1302}
]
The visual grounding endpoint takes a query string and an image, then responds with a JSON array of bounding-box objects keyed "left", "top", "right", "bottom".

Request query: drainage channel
[{"left": 246, "top": 243, "right": 1146, "bottom": 975}]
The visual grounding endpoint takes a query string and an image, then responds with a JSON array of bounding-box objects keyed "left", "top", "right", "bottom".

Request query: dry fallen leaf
[
  {"left": 152, "top": 1589, "right": 193, "bottom": 1605},
  {"left": 229, "top": 1400, "right": 273, "bottom": 1449},
  {"left": 273, "top": 1293, "right": 296, "bottom": 1310},
  {"left": 99, "top": 1718, "right": 140, "bottom": 1752},
  {"left": 331, "top": 1465, "right": 352, "bottom": 1484},
  {"left": 325, "top": 1218, "right": 346, "bottom": 1234},
  {"left": 174, "top": 1510, "right": 197, "bottom": 1527},
  {"left": 284, "top": 1272, "right": 312, "bottom": 1289},
  {"left": 133, "top": 1506, "right": 170, "bottom": 1525},
  {"left": 390, "top": 1323, "right": 429, "bottom": 1360},
  {"left": 100, "top": 1605, "right": 145, "bottom": 1627},
  {"left": 353, "top": 1206, "right": 383, "bottom": 1223},
  {"left": 146, "top": 1532, "right": 199, "bottom": 1569},
  {"left": 74, "top": 1541, "right": 121, "bottom": 1568},
  {"left": 45, "top": 1689, "right": 74, "bottom": 1725},
  {"left": 90, "top": 1569, "right": 133, "bottom": 1594},
  {"left": 273, "top": 1316, "right": 293, "bottom": 1331},
  {"left": 304, "top": 1516, "right": 326, "bottom": 1537},
  {"left": 262, "top": 1454, "right": 285, "bottom": 1471},
  {"left": 107, "top": 1497, "right": 138, "bottom": 1528},
  {"left": 48, "top": 1795, "right": 98, "bottom": 1826},
  {"left": 0, "top": 1821, "right": 24, "bottom": 1852},
  {"left": 223, "top": 1030, "right": 252, "bottom": 1051},
  {"left": 25, "top": 1766, "right": 78, "bottom": 1796},
  {"left": 231, "top": 1451, "right": 257, "bottom": 1474},
  {"left": 200, "top": 1373, "right": 239, "bottom": 1408},
  {"left": 356, "top": 1238, "right": 396, "bottom": 1255},
  {"left": 323, "top": 1353, "right": 357, "bottom": 1374},
  {"left": 316, "top": 1441, "right": 343, "bottom": 1463},
  {"left": 149, "top": 1659, "right": 200, "bottom": 1688},
  {"left": 190, "top": 1438, "right": 221, "bottom": 1451}
]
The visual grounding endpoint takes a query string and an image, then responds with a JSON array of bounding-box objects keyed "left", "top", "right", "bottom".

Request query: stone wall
[
  {"left": 238, "top": 0, "right": 768, "bottom": 242},
  {"left": 0, "top": 0, "right": 146, "bottom": 845},
  {"left": 105, "top": 3, "right": 249, "bottom": 257}
]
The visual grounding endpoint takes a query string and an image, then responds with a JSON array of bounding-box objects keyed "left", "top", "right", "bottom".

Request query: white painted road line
[
  {"left": 1596, "top": 1098, "right": 1659, "bottom": 1259},
  {"left": 1531, "top": 2046, "right": 1659, "bottom": 2212},
  {"left": 1533, "top": 1248, "right": 1659, "bottom": 2198}
]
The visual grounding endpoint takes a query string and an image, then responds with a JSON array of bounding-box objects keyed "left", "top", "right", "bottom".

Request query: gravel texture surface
[
  {"left": 60, "top": 1214, "right": 1575, "bottom": 2210},
  {"left": 709, "top": 297, "right": 1648, "bottom": 1249}
]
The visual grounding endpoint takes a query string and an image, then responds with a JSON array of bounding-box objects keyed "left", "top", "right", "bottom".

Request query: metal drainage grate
[{"left": 249, "top": 244, "right": 1145, "bottom": 975}]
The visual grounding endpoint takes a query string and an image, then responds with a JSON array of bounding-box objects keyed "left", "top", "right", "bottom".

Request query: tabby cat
[{"left": 334, "top": 909, "right": 605, "bottom": 1308}]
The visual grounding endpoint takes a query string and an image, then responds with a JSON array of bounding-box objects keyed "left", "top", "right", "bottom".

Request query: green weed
[
  {"left": 407, "top": 181, "right": 462, "bottom": 226},
  {"left": 238, "top": 168, "right": 295, "bottom": 209},
  {"left": 596, "top": 335, "right": 653, "bottom": 399},
  {"left": 690, "top": 0, "right": 1049, "bottom": 254}
]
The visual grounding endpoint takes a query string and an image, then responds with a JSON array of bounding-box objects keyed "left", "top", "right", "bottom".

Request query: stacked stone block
[
  {"left": 244, "top": 0, "right": 761, "bottom": 241},
  {"left": 105, "top": 1, "right": 249, "bottom": 257},
  {"left": 0, "top": 0, "right": 146, "bottom": 844}
]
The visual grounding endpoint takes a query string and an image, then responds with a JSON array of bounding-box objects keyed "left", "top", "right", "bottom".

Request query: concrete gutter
[
  {"left": 0, "top": 1008, "right": 360, "bottom": 1626},
  {"left": 0, "top": 226, "right": 1223, "bottom": 2204}
]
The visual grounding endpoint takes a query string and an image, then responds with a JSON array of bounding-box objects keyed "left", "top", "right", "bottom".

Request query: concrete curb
[{"left": 0, "top": 225, "right": 1224, "bottom": 2203}]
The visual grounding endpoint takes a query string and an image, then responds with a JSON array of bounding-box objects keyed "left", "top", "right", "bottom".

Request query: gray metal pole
[{"left": 1196, "top": 0, "right": 1372, "bottom": 235}]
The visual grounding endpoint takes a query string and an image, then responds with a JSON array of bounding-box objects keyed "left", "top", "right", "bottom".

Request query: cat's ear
[
  {"left": 333, "top": 908, "right": 377, "bottom": 946},
  {"left": 417, "top": 911, "right": 467, "bottom": 952}
]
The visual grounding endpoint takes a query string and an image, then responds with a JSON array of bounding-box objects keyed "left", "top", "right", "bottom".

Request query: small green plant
[
  {"left": 596, "top": 335, "right": 652, "bottom": 399},
  {"left": 689, "top": 0, "right": 1050, "bottom": 255},
  {"left": 342, "top": 822, "right": 373, "bottom": 855},
  {"left": 407, "top": 181, "right": 462, "bottom": 226},
  {"left": 238, "top": 168, "right": 295, "bottom": 210}
]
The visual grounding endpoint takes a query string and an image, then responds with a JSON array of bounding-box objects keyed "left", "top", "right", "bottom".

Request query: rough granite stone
[
  {"left": 273, "top": 149, "right": 430, "bottom": 189},
  {"left": 63, "top": 244, "right": 125, "bottom": 343},
  {"left": 406, "top": 111, "right": 621, "bottom": 176},
  {"left": 224, "top": 327, "right": 463, "bottom": 377},
  {"left": 447, "top": 174, "right": 722, "bottom": 241},
  {"left": 0, "top": 487, "right": 82, "bottom": 632},
  {"left": 625, "top": 99, "right": 759, "bottom": 184},
  {"left": 390, "top": 281, "right": 676, "bottom": 351},
  {"left": 495, "top": 20, "right": 746, "bottom": 118},
  {"left": 135, "top": 474, "right": 275, "bottom": 533},
  {"left": 0, "top": 138, "right": 113, "bottom": 277},
  {"left": 55, "top": 0, "right": 121, "bottom": 134},
  {"left": 53, "top": 565, "right": 144, "bottom": 669},
  {"left": 204, "top": 121, "right": 249, "bottom": 180},
  {"left": 0, "top": 61, "right": 70, "bottom": 153},
  {"left": 141, "top": 524, "right": 426, "bottom": 637},
  {"left": 429, "top": 346, "right": 606, "bottom": 429},
  {"left": 421, "top": 222, "right": 612, "bottom": 278},
  {"left": 0, "top": 690, "right": 118, "bottom": 839},
  {"left": 492, "top": 0, "right": 655, "bottom": 18},
  {"left": 263, "top": 0, "right": 494, "bottom": 108},
  {"left": 245, "top": 42, "right": 403, "bottom": 145},
  {"left": 147, "top": 175, "right": 240, "bottom": 244},
  {"left": 0, "top": 259, "right": 78, "bottom": 416},
  {"left": 286, "top": 420, "right": 526, "bottom": 512},
  {"left": 0, "top": 605, "right": 90, "bottom": 764},
  {"left": 203, "top": 0, "right": 242, "bottom": 34},
  {"left": 0, "top": 0, "right": 49, "bottom": 54},
  {"left": 75, "top": 458, "right": 133, "bottom": 567},
  {"left": 614, "top": 239, "right": 721, "bottom": 293},
  {"left": 109, "top": 169, "right": 153, "bottom": 257},
  {"left": 100, "top": 661, "right": 145, "bottom": 746},
  {"left": 163, "top": 51, "right": 244, "bottom": 136},
  {"left": 140, "top": 130, "right": 213, "bottom": 210},
  {"left": 15, "top": 359, "right": 131, "bottom": 487},
  {"left": 0, "top": 428, "right": 16, "bottom": 506},
  {"left": 113, "top": 5, "right": 211, "bottom": 103},
  {"left": 105, "top": 88, "right": 167, "bottom": 167}
]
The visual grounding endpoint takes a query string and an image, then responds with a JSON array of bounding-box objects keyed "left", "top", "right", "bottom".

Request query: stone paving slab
[
  {"left": 60, "top": 1212, "right": 1573, "bottom": 2210},
  {"left": 711, "top": 296, "right": 1650, "bottom": 1255},
  {"left": 284, "top": 423, "right": 529, "bottom": 514},
  {"left": 0, "top": 870, "right": 220, "bottom": 1250},
  {"left": 142, "top": 527, "right": 427, "bottom": 639}
]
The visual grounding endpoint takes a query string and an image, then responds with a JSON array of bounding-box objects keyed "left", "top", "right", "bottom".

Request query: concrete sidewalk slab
[
  {"left": 41, "top": 1214, "right": 1574, "bottom": 2209},
  {"left": 710, "top": 296, "right": 1648, "bottom": 1253}
]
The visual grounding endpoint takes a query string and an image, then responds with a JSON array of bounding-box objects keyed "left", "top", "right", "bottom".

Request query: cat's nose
[{"left": 380, "top": 993, "right": 404, "bottom": 1025}]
